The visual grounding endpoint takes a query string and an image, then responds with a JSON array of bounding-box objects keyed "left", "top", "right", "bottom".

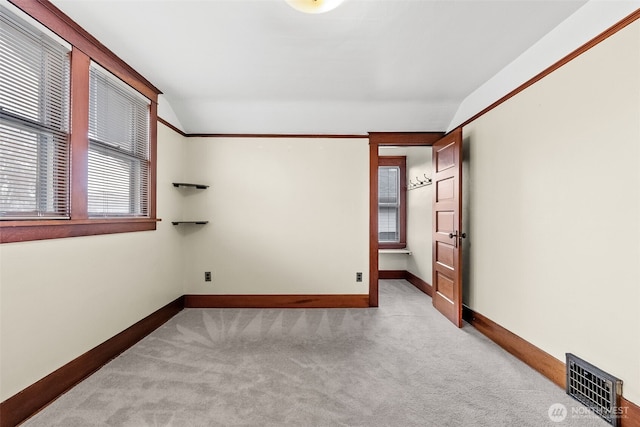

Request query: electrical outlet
[
  {"left": 356, "top": 272, "right": 363, "bottom": 282},
  {"left": 204, "top": 271, "right": 212, "bottom": 282}
]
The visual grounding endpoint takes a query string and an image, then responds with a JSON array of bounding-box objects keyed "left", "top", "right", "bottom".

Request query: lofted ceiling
[{"left": 49, "top": 0, "right": 589, "bottom": 134}]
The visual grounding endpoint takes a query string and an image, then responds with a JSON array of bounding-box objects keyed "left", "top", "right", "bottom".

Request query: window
[
  {"left": 0, "top": 3, "right": 159, "bottom": 243},
  {"left": 378, "top": 156, "right": 406, "bottom": 248},
  {"left": 88, "top": 63, "right": 150, "bottom": 217},
  {"left": 0, "top": 6, "right": 70, "bottom": 219}
]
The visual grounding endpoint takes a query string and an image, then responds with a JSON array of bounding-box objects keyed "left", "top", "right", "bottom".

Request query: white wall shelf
[
  {"left": 171, "top": 221, "right": 208, "bottom": 225},
  {"left": 172, "top": 182, "right": 208, "bottom": 225},
  {"left": 379, "top": 249, "right": 412, "bottom": 255},
  {"left": 172, "top": 182, "right": 209, "bottom": 189}
]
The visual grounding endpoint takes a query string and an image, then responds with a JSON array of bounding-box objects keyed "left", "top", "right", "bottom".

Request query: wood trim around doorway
[{"left": 368, "top": 132, "right": 444, "bottom": 307}]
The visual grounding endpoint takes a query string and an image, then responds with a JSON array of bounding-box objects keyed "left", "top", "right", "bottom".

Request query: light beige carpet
[{"left": 23, "top": 280, "right": 608, "bottom": 426}]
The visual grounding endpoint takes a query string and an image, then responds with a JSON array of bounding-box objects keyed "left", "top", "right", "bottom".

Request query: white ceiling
[{"left": 50, "top": 0, "right": 590, "bottom": 134}]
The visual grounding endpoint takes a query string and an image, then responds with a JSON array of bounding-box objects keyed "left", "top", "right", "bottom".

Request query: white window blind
[
  {"left": 378, "top": 166, "right": 400, "bottom": 242},
  {"left": 88, "top": 62, "right": 150, "bottom": 217},
  {"left": 0, "top": 6, "right": 70, "bottom": 219}
]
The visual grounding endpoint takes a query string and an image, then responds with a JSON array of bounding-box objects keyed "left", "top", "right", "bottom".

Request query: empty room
[{"left": 1, "top": 0, "right": 639, "bottom": 426}]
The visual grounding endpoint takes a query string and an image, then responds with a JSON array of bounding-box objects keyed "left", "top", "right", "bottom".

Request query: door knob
[{"left": 449, "top": 231, "right": 467, "bottom": 239}]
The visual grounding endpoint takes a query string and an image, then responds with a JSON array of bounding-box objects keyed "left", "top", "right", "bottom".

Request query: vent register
[{"left": 566, "top": 353, "right": 622, "bottom": 426}]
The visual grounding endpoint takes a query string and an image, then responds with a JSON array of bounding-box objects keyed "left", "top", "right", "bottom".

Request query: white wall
[
  {"left": 158, "top": 94, "right": 185, "bottom": 133},
  {"left": 181, "top": 137, "right": 370, "bottom": 295},
  {"left": 0, "top": 123, "right": 186, "bottom": 401},
  {"left": 463, "top": 20, "right": 640, "bottom": 403},
  {"left": 378, "top": 252, "right": 408, "bottom": 271},
  {"left": 405, "top": 148, "right": 433, "bottom": 283}
]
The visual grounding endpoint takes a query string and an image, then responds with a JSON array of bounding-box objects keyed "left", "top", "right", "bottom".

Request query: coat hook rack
[{"left": 408, "top": 174, "right": 432, "bottom": 190}]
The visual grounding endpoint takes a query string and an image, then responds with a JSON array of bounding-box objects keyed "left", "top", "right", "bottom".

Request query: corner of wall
[{"left": 447, "top": 1, "right": 640, "bottom": 132}]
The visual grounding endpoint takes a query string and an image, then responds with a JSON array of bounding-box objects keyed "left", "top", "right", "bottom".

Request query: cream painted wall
[
  {"left": 463, "top": 20, "right": 640, "bottom": 404},
  {"left": 378, "top": 147, "right": 433, "bottom": 283},
  {"left": 0, "top": 123, "right": 186, "bottom": 401},
  {"left": 378, "top": 252, "right": 408, "bottom": 271},
  {"left": 181, "top": 137, "right": 370, "bottom": 295},
  {"left": 405, "top": 147, "right": 433, "bottom": 283}
]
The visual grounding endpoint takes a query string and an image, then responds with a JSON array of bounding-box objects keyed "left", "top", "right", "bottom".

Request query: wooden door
[{"left": 432, "top": 129, "right": 463, "bottom": 327}]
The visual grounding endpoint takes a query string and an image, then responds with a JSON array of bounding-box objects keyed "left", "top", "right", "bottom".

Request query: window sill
[
  {"left": 379, "top": 248, "right": 412, "bottom": 255},
  {"left": 0, "top": 218, "right": 160, "bottom": 244}
]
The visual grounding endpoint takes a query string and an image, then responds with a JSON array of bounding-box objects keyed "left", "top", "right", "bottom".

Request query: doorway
[
  {"left": 378, "top": 146, "right": 431, "bottom": 284},
  {"left": 369, "top": 131, "right": 465, "bottom": 327},
  {"left": 368, "top": 132, "right": 442, "bottom": 307}
]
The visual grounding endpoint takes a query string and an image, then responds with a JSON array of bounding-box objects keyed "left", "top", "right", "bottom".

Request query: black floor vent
[{"left": 566, "top": 353, "right": 622, "bottom": 426}]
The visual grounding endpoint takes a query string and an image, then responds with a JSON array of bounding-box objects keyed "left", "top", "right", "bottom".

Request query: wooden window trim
[
  {"left": 0, "top": 218, "right": 160, "bottom": 243},
  {"left": 0, "top": 1, "right": 160, "bottom": 244},
  {"left": 70, "top": 48, "right": 90, "bottom": 220},
  {"left": 378, "top": 156, "right": 407, "bottom": 249}
]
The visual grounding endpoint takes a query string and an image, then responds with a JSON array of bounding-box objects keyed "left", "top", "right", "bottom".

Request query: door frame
[{"left": 368, "top": 132, "right": 444, "bottom": 307}]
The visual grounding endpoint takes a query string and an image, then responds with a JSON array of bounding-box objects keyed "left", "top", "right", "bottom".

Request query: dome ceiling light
[{"left": 285, "top": 0, "right": 345, "bottom": 14}]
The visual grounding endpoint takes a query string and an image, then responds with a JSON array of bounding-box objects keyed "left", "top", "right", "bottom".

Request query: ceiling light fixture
[{"left": 285, "top": 0, "right": 345, "bottom": 14}]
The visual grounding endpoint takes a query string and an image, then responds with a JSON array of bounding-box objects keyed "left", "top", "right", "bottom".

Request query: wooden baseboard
[
  {"left": 405, "top": 271, "right": 432, "bottom": 296},
  {"left": 621, "top": 399, "right": 640, "bottom": 427},
  {"left": 5, "top": 294, "right": 635, "bottom": 426},
  {"left": 184, "top": 294, "right": 370, "bottom": 308},
  {"left": 378, "top": 270, "right": 406, "bottom": 280},
  {"left": 0, "top": 296, "right": 184, "bottom": 427},
  {"left": 462, "top": 306, "right": 565, "bottom": 388},
  {"left": 379, "top": 270, "right": 432, "bottom": 297},
  {"left": 0, "top": 292, "right": 366, "bottom": 426},
  {"left": 462, "top": 305, "right": 639, "bottom": 427}
]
